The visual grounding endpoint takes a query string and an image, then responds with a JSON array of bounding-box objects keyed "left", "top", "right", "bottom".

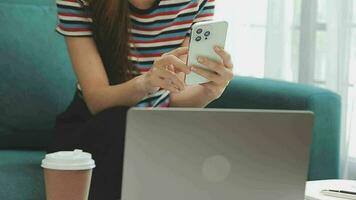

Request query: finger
[
  {"left": 191, "top": 66, "right": 220, "bottom": 83},
  {"left": 155, "top": 78, "right": 180, "bottom": 93},
  {"left": 197, "top": 56, "right": 225, "bottom": 75},
  {"left": 157, "top": 55, "right": 191, "bottom": 74},
  {"left": 149, "top": 72, "right": 180, "bottom": 92},
  {"left": 154, "top": 67, "right": 185, "bottom": 90},
  {"left": 214, "top": 46, "right": 233, "bottom": 69},
  {"left": 164, "top": 47, "right": 189, "bottom": 57},
  {"left": 201, "top": 81, "right": 218, "bottom": 87},
  {"left": 167, "top": 64, "right": 175, "bottom": 72},
  {"left": 155, "top": 68, "right": 185, "bottom": 90},
  {"left": 197, "top": 57, "right": 233, "bottom": 81},
  {"left": 167, "top": 65, "right": 185, "bottom": 83}
]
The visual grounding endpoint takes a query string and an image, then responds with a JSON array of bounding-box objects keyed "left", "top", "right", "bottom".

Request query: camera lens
[
  {"left": 195, "top": 36, "right": 202, "bottom": 41},
  {"left": 204, "top": 31, "right": 210, "bottom": 37},
  {"left": 196, "top": 28, "right": 203, "bottom": 34}
]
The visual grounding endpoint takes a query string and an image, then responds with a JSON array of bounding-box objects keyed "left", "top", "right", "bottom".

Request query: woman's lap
[{"left": 48, "top": 94, "right": 130, "bottom": 200}]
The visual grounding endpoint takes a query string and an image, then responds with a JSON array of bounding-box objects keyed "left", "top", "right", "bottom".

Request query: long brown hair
[{"left": 86, "top": 0, "right": 136, "bottom": 85}]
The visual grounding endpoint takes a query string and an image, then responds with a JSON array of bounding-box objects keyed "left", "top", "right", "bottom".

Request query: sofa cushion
[
  {"left": 0, "top": 150, "right": 46, "bottom": 200},
  {"left": 0, "top": 0, "right": 76, "bottom": 149}
]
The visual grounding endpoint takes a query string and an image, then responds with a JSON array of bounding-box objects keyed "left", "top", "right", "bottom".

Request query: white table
[{"left": 306, "top": 180, "right": 356, "bottom": 200}]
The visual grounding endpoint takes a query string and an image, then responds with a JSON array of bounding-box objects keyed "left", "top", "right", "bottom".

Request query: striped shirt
[{"left": 56, "top": 0, "right": 215, "bottom": 107}]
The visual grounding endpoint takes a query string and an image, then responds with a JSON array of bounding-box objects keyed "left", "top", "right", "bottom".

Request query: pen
[{"left": 321, "top": 189, "right": 356, "bottom": 200}]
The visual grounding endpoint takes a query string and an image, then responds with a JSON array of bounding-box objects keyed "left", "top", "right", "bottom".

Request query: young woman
[{"left": 49, "top": 0, "right": 234, "bottom": 199}]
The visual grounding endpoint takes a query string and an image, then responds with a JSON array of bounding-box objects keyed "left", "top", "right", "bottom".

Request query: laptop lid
[{"left": 122, "top": 108, "right": 313, "bottom": 200}]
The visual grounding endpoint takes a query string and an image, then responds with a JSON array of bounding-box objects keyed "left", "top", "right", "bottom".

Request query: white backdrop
[{"left": 215, "top": 0, "right": 356, "bottom": 179}]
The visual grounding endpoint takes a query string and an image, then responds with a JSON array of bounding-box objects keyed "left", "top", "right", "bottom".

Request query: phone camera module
[
  {"left": 204, "top": 31, "right": 211, "bottom": 37},
  {"left": 196, "top": 28, "right": 203, "bottom": 34},
  {"left": 195, "top": 36, "right": 202, "bottom": 41}
]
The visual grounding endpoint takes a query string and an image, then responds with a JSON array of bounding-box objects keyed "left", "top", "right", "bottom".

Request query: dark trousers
[{"left": 47, "top": 92, "right": 129, "bottom": 200}]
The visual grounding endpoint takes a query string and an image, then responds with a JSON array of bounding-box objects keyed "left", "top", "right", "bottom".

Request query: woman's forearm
[
  {"left": 169, "top": 85, "right": 216, "bottom": 108},
  {"left": 82, "top": 75, "right": 148, "bottom": 114}
]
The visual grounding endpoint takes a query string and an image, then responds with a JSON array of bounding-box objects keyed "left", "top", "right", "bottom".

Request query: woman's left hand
[{"left": 191, "top": 46, "right": 234, "bottom": 99}]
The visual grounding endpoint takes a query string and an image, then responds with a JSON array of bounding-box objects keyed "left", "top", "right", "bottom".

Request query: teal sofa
[{"left": 0, "top": 0, "right": 341, "bottom": 199}]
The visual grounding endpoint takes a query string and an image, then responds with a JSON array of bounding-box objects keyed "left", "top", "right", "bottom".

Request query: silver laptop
[{"left": 122, "top": 108, "right": 314, "bottom": 200}]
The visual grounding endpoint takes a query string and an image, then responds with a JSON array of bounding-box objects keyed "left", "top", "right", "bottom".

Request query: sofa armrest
[{"left": 208, "top": 76, "right": 342, "bottom": 181}]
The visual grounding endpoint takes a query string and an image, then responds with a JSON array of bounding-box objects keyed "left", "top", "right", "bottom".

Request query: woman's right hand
[{"left": 137, "top": 47, "right": 191, "bottom": 93}]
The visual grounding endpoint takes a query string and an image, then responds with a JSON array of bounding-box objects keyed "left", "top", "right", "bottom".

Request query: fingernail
[
  {"left": 197, "top": 57, "right": 205, "bottom": 63},
  {"left": 215, "top": 46, "right": 222, "bottom": 51}
]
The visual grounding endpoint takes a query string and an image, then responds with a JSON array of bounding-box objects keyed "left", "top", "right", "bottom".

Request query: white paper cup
[{"left": 41, "top": 149, "right": 95, "bottom": 200}]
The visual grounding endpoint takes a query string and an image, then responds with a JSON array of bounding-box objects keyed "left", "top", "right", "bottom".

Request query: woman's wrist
[
  {"left": 133, "top": 75, "right": 148, "bottom": 94},
  {"left": 133, "top": 74, "right": 158, "bottom": 96},
  {"left": 200, "top": 85, "right": 223, "bottom": 101}
]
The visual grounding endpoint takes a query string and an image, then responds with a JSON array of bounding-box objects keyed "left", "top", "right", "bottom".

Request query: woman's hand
[
  {"left": 136, "top": 47, "right": 191, "bottom": 94},
  {"left": 191, "top": 46, "right": 234, "bottom": 99}
]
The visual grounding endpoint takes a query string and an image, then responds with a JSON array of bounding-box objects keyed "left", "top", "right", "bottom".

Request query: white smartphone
[{"left": 185, "top": 20, "right": 229, "bottom": 85}]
